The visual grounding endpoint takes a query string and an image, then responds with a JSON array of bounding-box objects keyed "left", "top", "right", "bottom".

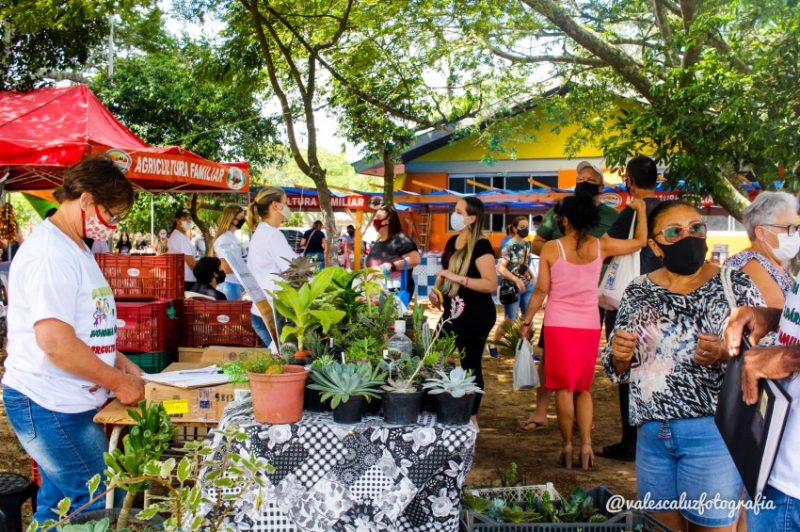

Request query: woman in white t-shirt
[
  {"left": 168, "top": 208, "right": 197, "bottom": 291},
  {"left": 212, "top": 204, "right": 246, "bottom": 301},
  {"left": 246, "top": 186, "right": 297, "bottom": 347},
  {"left": 2, "top": 158, "right": 145, "bottom": 523}
]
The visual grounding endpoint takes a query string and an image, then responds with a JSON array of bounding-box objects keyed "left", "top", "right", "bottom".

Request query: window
[{"left": 447, "top": 173, "right": 558, "bottom": 193}]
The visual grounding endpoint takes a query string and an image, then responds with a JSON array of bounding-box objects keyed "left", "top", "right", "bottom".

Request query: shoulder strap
[
  {"left": 628, "top": 211, "right": 637, "bottom": 239},
  {"left": 596, "top": 238, "right": 602, "bottom": 260},
  {"left": 302, "top": 229, "right": 316, "bottom": 254},
  {"left": 555, "top": 239, "right": 566, "bottom": 260}
]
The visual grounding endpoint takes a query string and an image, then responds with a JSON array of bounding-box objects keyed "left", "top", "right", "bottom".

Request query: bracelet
[{"left": 463, "top": 276, "right": 469, "bottom": 287}]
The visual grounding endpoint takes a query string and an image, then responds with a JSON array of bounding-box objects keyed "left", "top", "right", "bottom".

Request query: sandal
[{"left": 518, "top": 418, "right": 548, "bottom": 431}]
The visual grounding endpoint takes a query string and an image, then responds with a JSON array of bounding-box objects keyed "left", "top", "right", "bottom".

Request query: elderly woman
[
  {"left": 724, "top": 191, "right": 797, "bottom": 307},
  {"left": 2, "top": 158, "right": 145, "bottom": 522},
  {"left": 604, "top": 200, "right": 764, "bottom": 531}
]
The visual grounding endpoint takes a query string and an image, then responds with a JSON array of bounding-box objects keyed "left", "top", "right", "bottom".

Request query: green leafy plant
[
  {"left": 382, "top": 352, "right": 423, "bottom": 393},
  {"left": 344, "top": 337, "right": 383, "bottom": 365},
  {"left": 330, "top": 268, "right": 377, "bottom": 324},
  {"left": 221, "top": 353, "right": 286, "bottom": 383},
  {"left": 411, "top": 302, "right": 430, "bottom": 356},
  {"left": 304, "top": 329, "right": 335, "bottom": 361},
  {"left": 103, "top": 400, "right": 175, "bottom": 529},
  {"left": 271, "top": 267, "right": 346, "bottom": 352},
  {"left": 308, "top": 361, "right": 386, "bottom": 408},
  {"left": 310, "top": 354, "right": 336, "bottom": 370},
  {"left": 30, "top": 426, "right": 275, "bottom": 532},
  {"left": 330, "top": 292, "right": 395, "bottom": 352},
  {"left": 423, "top": 368, "right": 484, "bottom": 398},
  {"left": 488, "top": 316, "right": 526, "bottom": 358}
]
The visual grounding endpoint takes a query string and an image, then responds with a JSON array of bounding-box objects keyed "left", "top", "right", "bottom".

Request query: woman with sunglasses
[
  {"left": 2, "top": 158, "right": 145, "bottom": 522},
  {"left": 724, "top": 191, "right": 798, "bottom": 308},
  {"left": 603, "top": 200, "right": 765, "bottom": 531}
]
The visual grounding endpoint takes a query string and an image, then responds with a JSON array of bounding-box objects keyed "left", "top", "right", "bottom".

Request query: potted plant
[
  {"left": 242, "top": 355, "right": 309, "bottom": 423},
  {"left": 423, "top": 367, "right": 484, "bottom": 425},
  {"left": 344, "top": 337, "right": 387, "bottom": 414},
  {"left": 381, "top": 352, "right": 425, "bottom": 425},
  {"left": 271, "top": 267, "right": 346, "bottom": 362},
  {"left": 308, "top": 361, "right": 386, "bottom": 424},
  {"left": 306, "top": 354, "right": 336, "bottom": 412},
  {"left": 70, "top": 401, "right": 175, "bottom": 530}
]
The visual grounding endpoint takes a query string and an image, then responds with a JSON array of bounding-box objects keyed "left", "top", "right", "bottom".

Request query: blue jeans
[
  {"left": 637, "top": 417, "right": 743, "bottom": 527},
  {"left": 3, "top": 387, "right": 108, "bottom": 522},
  {"left": 251, "top": 314, "right": 273, "bottom": 348},
  {"left": 503, "top": 282, "right": 534, "bottom": 321},
  {"left": 217, "top": 282, "right": 244, "bottom": 301},
  {"left": 748, "top": 485, "right": 800, "bottom": 531}
]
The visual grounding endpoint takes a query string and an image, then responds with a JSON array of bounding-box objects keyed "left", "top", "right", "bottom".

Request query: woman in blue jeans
[
  {"left": 490, "top": 216, "right": 534, "bottom": 358},
  {"left": 246, "top": 186, "right": 297, "bottom": 347},
  {"left": 2, "top": 158, "right": 145, "bottom": 522},
  {"left": 604, "top": 201, "right": 764, "bottom": 531}
]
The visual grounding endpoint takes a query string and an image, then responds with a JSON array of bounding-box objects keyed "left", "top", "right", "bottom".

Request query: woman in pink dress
[{"left": 520, "top": 193, "right": 647, "bottom": 469}]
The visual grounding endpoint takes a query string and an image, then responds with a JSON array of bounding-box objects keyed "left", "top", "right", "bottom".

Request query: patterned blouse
[
  {"left": 724, "top": 250, "right": 795, "bottom": 296},
  {"left": 501, "top": 240, "right": 530, "bottom": 280},
  {"left": 603, "top": 270, "right": 764, "bottom": 426}
]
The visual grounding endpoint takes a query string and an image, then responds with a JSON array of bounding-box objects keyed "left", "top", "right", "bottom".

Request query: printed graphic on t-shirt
[
  {"left": 90, "top": 286, "right": 117, "bottom": 355},
  {"left": 779, "top": 282, "right": 800, "bottom": 346}
]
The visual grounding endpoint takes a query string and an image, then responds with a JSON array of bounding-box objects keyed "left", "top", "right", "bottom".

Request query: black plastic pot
[
  {"left": 332, "top": 395, "right": 365, "bottom": 424},
  {"left": 421, "top": 389, "right": 436, "bottom": 412},
  {"left": 71, "top": 508, "right": 165, "bottom": 529},
  {"left": 363, "top": 395, "right": 383, "bottom": 416},
  {"left": 383, "top": 391, "right": 423, "bottom": 425},
  {"left": 434, "top": 393, "right": 475, "bottom": 425},
  {"left": 304, "top": 386, "right": 330, "bottom": 412}
]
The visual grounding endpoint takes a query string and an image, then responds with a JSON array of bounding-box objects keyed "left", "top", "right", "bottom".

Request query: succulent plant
[
  {"left": 308, "top": 361, "right": 386, "bottom": 408},
  {"left": 278, "top": 255, "right": 317, "bottom": 289},
  {"left": 422, "top": 367, "right": 484, "bottom": 398},
  {"left": 381, "top": 352, "right": 423, "bottom": 393}
]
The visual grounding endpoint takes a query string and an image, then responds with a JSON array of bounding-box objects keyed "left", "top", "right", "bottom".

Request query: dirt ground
[{"left": 0, "top": 304, "right": 636, "bottom": 524}]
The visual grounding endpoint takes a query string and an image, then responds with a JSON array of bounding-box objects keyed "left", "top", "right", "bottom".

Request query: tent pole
[{"left": 150, "top": 195, "right": 154, "bottom": 248}]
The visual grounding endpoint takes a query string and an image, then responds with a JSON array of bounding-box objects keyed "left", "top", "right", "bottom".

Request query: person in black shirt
[
  {"left": 301, "top": 220, "right": 326, "bottom": 266},
  {"left": 116, "top": 231, "right": 132, "bottom": 254},
  {"left": 597, "top": 155, "right": 662, "bottom": 461},
  {"left": 430, "top": 197, "right": 497, "bottom": 426},
  {"left": 190, "top": 257, "right": 227, "bottom": 300},
  {"left": 366, "top": 205, "right": 421, "bottom": 297}
]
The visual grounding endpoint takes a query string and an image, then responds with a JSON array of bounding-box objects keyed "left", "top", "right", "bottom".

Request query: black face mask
[
  {"left": 517, "top": 228, "right": 529, "bottom": 238},
  {"left": 214, "top": 271, "right": 227, "bottom": 284},
  {"left": 575, "top": 181, "right": 601, "bottom": 197},
  {"left": 655, "top": 237, "right": 707, "bottom": 275},
  {"left": 234, "top": 218, "right": 245, "bottom": 229}
]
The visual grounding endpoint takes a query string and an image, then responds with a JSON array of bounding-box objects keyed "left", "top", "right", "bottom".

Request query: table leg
[{"left": 105, "top": 425, "right": 123, "bottom": 509}]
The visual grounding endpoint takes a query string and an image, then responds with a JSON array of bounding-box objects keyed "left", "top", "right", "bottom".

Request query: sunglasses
[
  {"left": 762, "top": 224, "right": 800, "bottom": 237},
  {"left": 654, "top": 221, "right": 707, "bottom": 243}
]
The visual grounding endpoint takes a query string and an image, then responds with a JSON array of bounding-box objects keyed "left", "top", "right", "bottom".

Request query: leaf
[
  {"left": 56, "top": 497, "right": 71, "bottom": 518},
  {"left": 160, "top": 457, "right": 176, "bottom": 478},
  {"left": 136, "top": 506, "right": 161, "bottom": 521},
  {"left": 309, "top": 309, "right": 346, "bottom": 332},
  {"left": 177, "top": 456, "right": 192, "bottom": 483},
  {"left": 86, "top": 474, "right": 101, "bottom": 498}
]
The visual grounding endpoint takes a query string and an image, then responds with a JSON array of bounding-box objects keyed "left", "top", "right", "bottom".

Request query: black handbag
[{"left": 499, "top": 279, "right": 519, "bottom": 305}]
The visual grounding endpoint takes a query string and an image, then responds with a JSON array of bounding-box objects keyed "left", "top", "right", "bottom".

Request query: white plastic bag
[
  {"left": 513, "top": 339, "right": 540, "bottom": 391},
  {"left": 599, "top": 212, "right": 641, "bottom": 310}
]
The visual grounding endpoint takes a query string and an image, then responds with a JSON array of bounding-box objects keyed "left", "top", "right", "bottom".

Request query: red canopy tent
[{"left": 0, "top": 85, "right": 249, "bottom": 193}]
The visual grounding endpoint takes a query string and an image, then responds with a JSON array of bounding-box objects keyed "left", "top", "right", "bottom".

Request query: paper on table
[{"left": 142, "top": 365, "right": 231, "bottom": 388}]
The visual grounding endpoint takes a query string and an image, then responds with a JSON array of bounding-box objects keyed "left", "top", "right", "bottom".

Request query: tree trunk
[
  {"left": 309, "top": 167, "right": 338, "bottom": 267},
  {"left": 189, "top": 193, "right": 212, "bottom": 257},
  {"left": 382, "top": 146, "right": 395, "bottom": 205}
]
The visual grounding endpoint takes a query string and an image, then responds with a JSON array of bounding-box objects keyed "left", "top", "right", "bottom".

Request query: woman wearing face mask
[
  {"left": 168, "top": 208, "right": 197, "bottom": 292},
  {"left": 489, "top": 216, "right": 535, "bottom": 358},
  {"left": 155, "top": 228, "right": 169, "bottom": 255},
  {"left": 603, "top": 200, "right": 765, "bottom": 531},
  {"left": 429, "top": 197, "right": 497, "bottom": 427},
  {"left": 115, "top": 230, "right": 132, "bottom": 254},
  {"left": 724, "top": 191, "right": 798, "bottom": 308},
  {"left": 212, "top": 204, "right": 247, "bottom": 301},
  {"left": 366, "top": 205, "right": 421, "bottom": 297},
  {"left": 518, "top": 193, "right": 647, "bottom": 469},
  {"left": 2, "top": 158, "right": 145, "bottom": 522},
  {"left": 246, "top": 186, "right": 297, "bottom": 347}
]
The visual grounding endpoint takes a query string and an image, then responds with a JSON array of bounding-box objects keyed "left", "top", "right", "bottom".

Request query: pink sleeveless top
[{"left": 543, "top": 239, "right": 603, "bottom": 330}]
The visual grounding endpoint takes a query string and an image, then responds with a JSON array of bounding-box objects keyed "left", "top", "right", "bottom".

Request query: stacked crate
[
  {"left": 181, "top": 299, "right": 258, "bottom": 348},
  {"left": 96, "top": 253, "right": 184, "bottom": 373}
]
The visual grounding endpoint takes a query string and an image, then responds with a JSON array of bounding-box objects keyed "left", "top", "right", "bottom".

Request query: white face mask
[
  {"left": 450, "top": 212, "right": 467, "bottom": 232},
  {"left": 771, "top": 231, "right": 800, "bottom": 263},
  {"left": 181, "top": 220, "right": 192, "bottom": 231},
  {"left": 280, "top": 204, "right": 292, "bottom": 221}
]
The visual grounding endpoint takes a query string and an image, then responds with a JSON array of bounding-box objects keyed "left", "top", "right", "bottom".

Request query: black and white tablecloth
[{"left": 200, "top": 398, "right": 477, "bottom": 531}]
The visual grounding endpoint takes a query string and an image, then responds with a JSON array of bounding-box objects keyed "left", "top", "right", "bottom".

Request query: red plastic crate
[
  {"left": 181, "top": 299, "right": 257, "bottom": 347},
  {"left": 96, "top": 253, "right": 184, "bottom": 300},
  {"left": 116, "top": 300, "right": 180, "bottom": 352}
]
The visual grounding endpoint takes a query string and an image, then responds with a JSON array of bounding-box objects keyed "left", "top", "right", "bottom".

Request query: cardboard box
[
  {"left": 144, "top": 362, "right": 249, "bottom": 423},
  {"left": 178, "top": 345, "right": 269, "bottom": 365}
]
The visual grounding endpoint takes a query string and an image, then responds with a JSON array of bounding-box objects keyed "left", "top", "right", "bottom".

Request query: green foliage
[
  {"left": 488, "top": 316, "right": 526, "bottom": 358},
  {"left": 463, "top": 486, "right": 607, "bottom": 525},
  {"left": 308, "top": 361, "right": 386, "bottom": 408},
  {"left": 330, "top": 292, "right": 395, "bottom": 353},
  {"left": 271, "top": 267, "right": 346, "bottom": 352},
  {"left": 304, "top": 329, "right": 335, "bottom": 361},
  {"left": 221, "top": 352, "right": 285, "bottom": 381},
  {"left": 344, "top": 337, "right": 383, "bottom": 366}
]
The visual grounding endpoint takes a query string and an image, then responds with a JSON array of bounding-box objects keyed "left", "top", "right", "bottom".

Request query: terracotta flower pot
[{"left": 248, "top": 365, "right": 308, "bottom": 424}]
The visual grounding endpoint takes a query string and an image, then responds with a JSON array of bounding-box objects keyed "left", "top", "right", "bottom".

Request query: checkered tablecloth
[{"left": 200, "top": 398, "right": 477, "bottom": 531}]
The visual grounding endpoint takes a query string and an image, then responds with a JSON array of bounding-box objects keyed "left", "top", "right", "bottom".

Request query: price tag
[{"left": 162, "top": 399, "right": 189, "bottom": 415}]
